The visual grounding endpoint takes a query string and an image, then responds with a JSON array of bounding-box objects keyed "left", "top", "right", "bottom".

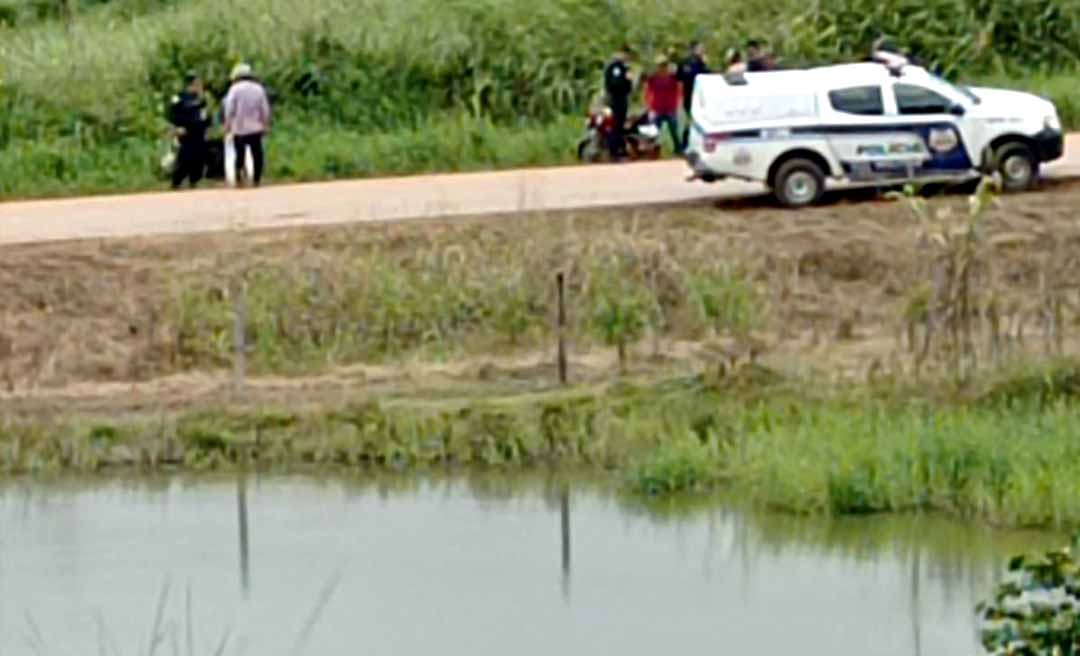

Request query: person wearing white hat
[{"left": 222, "top": 62, "right": 271, "bottom": 187}]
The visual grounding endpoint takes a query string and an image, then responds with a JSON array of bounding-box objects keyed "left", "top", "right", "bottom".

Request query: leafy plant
[
  {"left": 977, "top": 538, "right": 1080, "bottom": 655},
  {"left": 589, "top": 259, "right": 655, "bottom": 373},
  {"left": 687, "top": 267, "right": 761, "bottom": 339},
  {"left": 897, "top": 177, "right": 999, "bottom": 379}
]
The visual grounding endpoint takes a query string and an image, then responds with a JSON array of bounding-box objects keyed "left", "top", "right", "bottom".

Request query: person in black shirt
[
  {"left": 167, "top": 72, "right": 210, "bottom": 189},
  {"left": 603, "top": 45, "right": 635, "bottom": 159},
  {"left": 746, "top": 40, "right": 777, "bottom": 72},
  {"left": 676, "top": 41, "right": 709, "bottom": 150}
]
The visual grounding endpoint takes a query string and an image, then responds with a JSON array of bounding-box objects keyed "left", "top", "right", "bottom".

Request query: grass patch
[{"left": 8, "top": 366, "right": 1080, "bottom": 529}]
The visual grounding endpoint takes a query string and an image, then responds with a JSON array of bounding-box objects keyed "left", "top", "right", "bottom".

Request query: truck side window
[
  {"left": 827, "top": 86, "right": 884, "bottom": 116},
  {"left": 895, "top": 84, "right": 951, "bottom": 115}
]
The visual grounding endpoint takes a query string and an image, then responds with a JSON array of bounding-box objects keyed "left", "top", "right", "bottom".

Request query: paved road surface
[{"left": 1, "top": 134, "right": 1078, "bottom": 246}]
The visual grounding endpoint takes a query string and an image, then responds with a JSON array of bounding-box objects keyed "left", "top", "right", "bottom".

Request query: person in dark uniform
[
  {"left": 676, "top": 40, "right": 709, "bottom": 150},
  {"left": 167, "top": 72, "right": 210, "bottom": 189},
  {"left": 603, "top": 45, "right": 635, "bottom": 160},
  {"left": 745, "top": 40, "right": 776, "bottom": 72}
]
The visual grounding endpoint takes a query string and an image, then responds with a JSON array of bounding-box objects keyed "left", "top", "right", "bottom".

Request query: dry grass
[{"left": 2, "top": 182, "right": 1080, "bottom": 402}]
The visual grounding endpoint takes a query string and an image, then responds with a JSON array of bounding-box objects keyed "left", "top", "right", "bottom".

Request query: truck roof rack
[{"left": 870, "top": 50, "right": 909, "bottom": 77}]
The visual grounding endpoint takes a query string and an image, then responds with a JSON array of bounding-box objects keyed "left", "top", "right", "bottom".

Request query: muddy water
[{"left": 0, "top": 474, "right": 1062, "bottom": 656}]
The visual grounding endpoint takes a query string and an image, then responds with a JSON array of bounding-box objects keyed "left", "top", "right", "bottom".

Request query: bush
[{"left": 977, "top": 539, "right": 1080, "bottom": 655}]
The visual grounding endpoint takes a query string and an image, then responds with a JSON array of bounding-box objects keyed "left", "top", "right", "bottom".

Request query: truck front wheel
[
  {"left": 773, "top": 158, "right": 826, "bottom": 208},
  {"left": 995, "top": 142, "right": 1038, "bottom": 192}
]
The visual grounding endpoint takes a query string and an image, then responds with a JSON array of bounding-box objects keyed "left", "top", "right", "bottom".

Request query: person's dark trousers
[
  {"left": 681, "top": 101, "right": 693, "bottom": 151},
  {"left": 654, "top": 113, "right": 681, "bottom": 154},
  {"left": 171, "top": 136, "right": 205, "bottom": 189},
  {"left": 234, "top": 133, "right": 265, "bottom": 186},
  {"left": 609, "top": 99, "right": 629, "bottom": 159}
]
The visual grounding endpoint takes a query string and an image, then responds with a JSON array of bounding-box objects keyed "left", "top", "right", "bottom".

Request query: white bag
[{"left": 224, "top": 134, "right": 255, "bottom": 188}]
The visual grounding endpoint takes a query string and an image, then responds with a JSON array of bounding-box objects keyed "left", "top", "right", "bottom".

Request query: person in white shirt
[{"left": 223, "top": 63, "right": 271, "bottom": 187}]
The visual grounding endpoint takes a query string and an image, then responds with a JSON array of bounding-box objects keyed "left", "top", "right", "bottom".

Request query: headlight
[{"left": 1045, "top": 113, "right": 1062, "bottom": 132}]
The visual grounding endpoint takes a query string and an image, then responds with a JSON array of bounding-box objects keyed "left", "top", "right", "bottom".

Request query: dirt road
[{"left": 1, "top": 134, "right": 1078, "bottom": 246}]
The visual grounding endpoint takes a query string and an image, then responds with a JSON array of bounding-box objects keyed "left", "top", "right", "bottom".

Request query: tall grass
[{"left": 0, "top": 0, "right": 1077, "bottom": 198}]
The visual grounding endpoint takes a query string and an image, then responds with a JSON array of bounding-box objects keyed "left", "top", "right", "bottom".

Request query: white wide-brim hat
[{"left": 230, "top": 63, "right": 252, "bottom": 80}]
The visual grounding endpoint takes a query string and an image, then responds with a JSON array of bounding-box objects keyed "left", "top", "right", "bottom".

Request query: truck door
[
  {"left": 823, "top": 85, "right": 929, "bottom": 183},
  {"left": 888, "top": 82, "right": 974, "bottom": 177}
]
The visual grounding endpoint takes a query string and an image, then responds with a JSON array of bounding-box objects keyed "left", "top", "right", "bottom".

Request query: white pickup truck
[{"left": 684, "top": 61, "right": 1065, "bottom": 207}]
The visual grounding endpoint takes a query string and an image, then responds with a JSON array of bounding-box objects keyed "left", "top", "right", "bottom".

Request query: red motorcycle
[{"left": 576, "top": 107, "right": 661, "bottom": 162}]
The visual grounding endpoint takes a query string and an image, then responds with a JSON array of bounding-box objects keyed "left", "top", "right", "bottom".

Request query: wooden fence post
[
  {"left": 232, "top": 277, "right": 246, "bottom": 394},
  {"left": 556, "top": 272, "right": 568, "bottom": 385}
]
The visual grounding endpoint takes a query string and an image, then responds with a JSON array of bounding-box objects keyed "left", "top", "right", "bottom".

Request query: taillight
[{"left": 703, "top": 133, "right": 728, "bottom": 154}]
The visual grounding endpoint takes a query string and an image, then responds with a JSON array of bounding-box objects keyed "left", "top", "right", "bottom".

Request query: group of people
[
  {"left": 167, "top": 63, "right": 272, "bottom": 190},
  {"left": 602, "top": 39, "right": 776, "bottom": 159}
]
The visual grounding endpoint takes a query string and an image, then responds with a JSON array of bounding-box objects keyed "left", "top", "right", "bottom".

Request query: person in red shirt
[{"left": 643, "top": 54, "right": 684, "bottom": 154}]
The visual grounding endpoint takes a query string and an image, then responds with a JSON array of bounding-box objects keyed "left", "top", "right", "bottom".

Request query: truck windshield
[{"left": 932, "top": 75, "right": 981, "bottom": 104}]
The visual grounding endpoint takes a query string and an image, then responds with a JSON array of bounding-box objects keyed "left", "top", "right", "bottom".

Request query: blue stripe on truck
[{"left": 692, "top": 121, "right": 972, "bottom": 171}]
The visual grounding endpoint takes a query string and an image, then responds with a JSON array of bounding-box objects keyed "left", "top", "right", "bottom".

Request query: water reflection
[
  {"left": 912, "top": 545, "right": 923, "bottom": 656},
  {"left": 0, "top": 472, "right": 1065, "bottom": 656},
  {"left": 560, "top": 484, "right": 571, "bottom": 602},
  {"left": 237, "top": 476, "right": 251, "bottom": 597}
]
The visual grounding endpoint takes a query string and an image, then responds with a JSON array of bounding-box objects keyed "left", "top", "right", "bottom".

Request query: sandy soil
[
  {"left": 0, "top": 133, "right": 1078, "bottom": 246},
  {"left": 3, "top": 178, "right": 1080, "bottom": 416}
]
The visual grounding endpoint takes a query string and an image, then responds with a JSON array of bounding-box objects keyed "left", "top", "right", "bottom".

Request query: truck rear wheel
[
  {"left": 773, "top": 158, "right": 825, "bottom": 208},
  {"left": 995, "top": 142, "right": 1038, "bottom": 192}
]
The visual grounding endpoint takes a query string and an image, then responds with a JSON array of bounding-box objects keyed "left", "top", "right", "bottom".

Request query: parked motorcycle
[{"left": 576, "top": 108, "right": 661, "bottom": 162}]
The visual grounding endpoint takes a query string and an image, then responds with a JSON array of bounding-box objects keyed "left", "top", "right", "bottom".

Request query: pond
[{"left": 0, "top": 473, "right": 1062, "bottom": 655}]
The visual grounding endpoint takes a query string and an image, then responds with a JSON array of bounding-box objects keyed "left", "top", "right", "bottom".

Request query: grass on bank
[
  {"left": 0, "top": 113, "right": 583, "bottom": 199},
  {"left": 7, "top": 361, "right": 1080, "bottom": 529},
  {"left": 0, "top": 0, "right": 1077, "bottom": 199}
]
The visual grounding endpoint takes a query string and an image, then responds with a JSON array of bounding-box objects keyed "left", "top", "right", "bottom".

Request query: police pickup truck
[{"left": 684, "top": 61, "right": 1065, "bottom": 207}]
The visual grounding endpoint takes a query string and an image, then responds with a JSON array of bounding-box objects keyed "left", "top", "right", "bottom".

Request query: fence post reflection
[
  {"left": 560, "top": 484, "right": 571, "bottom": 602},
  {"left": 911, "top": 547, "right": 922, "bottom": 656},
  {"left": 238, "top": 475, "right": 251, "bottom": 598}
]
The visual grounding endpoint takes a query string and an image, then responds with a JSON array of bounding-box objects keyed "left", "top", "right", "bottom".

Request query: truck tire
[
  {"left": 773, "top": 158, "right": 826, "bottom": 208},
  {"left": 995, "top": 142, "right": 1038, "bottom": 192}
]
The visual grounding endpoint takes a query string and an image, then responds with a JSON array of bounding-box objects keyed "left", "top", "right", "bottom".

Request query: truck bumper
[
  {"left": 1035, "top": 128, "right": 1065, "bottom": 163},
  {"left": 683, "top": 151, "right": 723, "bottom": 183}
]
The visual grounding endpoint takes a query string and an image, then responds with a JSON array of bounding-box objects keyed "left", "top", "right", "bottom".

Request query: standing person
[
  {"left": 167, "top": 72, "right": 210, "bottom": 190},
  {"left": 726, "top": 47, "right": 747, "bottom": 74},
  {"left": 745, "top": 40, "right": 775, "bottom": 72},
  {"left": 604, "top": 45, "right": 635, "bottom": 160},
  {"left": 223, "top": 62, "right": 271, "bottom": 188},
  {"left": 676, "top": 41, "right": 709, "bottom": 150},
  {"left": 643, "top": 55, "right": 683, "bottom": 155}
]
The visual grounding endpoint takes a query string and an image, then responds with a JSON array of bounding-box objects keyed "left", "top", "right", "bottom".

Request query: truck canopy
[{"left": 690, "top": 62, "right": 936, "bottom": 133}]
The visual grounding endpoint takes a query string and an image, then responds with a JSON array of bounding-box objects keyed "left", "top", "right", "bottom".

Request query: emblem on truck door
[{"left": 927, "top": 128, "right": 959, "bottom": 153}]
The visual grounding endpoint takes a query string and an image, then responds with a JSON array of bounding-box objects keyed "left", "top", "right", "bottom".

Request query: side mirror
[{"left": 949, "top": 103, "right": 966, "bottom": 117}]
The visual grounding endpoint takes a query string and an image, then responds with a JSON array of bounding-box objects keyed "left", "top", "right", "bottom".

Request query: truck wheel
[
  {"left": 995, "top": 142, "right": 1038, "bottom": 192},
  {"left": 774, "top": 158, "right": 825, "bottom": 208}
]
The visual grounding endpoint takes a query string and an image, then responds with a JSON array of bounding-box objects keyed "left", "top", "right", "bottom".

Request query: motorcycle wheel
[{"left": 577, "top": 137, "right": 603, "bottom": 163}]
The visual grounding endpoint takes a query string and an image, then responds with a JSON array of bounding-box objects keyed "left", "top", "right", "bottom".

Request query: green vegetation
[
  {"left": 8, "top": 363, "right": 1080, "bottom": 529},
  {"left": 0, "top": 0, "right": 1077, "bottom": 199},
  {"left": 978, "top": 537, "right": 1080, "bottom": 654}
]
